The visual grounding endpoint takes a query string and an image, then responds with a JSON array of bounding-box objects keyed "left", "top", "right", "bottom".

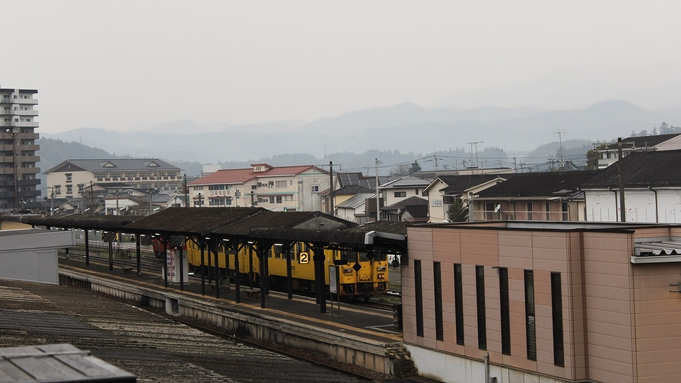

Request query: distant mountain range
[{"left": 42, "top": 100, "right": 681, "bottom": 167}]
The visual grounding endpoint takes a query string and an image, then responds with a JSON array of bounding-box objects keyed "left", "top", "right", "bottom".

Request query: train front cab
[{"left": 334, "top": 248, "right": 388, "bottom": 300}]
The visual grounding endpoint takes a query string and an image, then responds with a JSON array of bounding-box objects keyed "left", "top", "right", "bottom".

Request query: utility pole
[
  {"left": 329, "top": 161, "right": 334, "bottom": 216},
  {"left": 554, "top": 130, "right": 567, "bottom": 167},
  {"left": 466, "top": 141, "right": 483, "bottom": 168},
  {"left": 618, "top": 137, "right": 626, "bottom": 222},
  {"left": 375, "top": 158, "right": 380, "bottom": 222}
]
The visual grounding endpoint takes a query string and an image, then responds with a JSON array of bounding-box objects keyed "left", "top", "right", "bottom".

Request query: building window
[
  {"left": 561, "top": 202, "right": 569, "bottom": 221},
  {"left": 65, "top": 173, "right": 72, "bottom": 183},
  {"left": 525, "top": 270, "right": 536, "bottom": 361},
  {"left": 66, "top": 185, "right": 72, "bottom": 194},
  {"left": 310, "top": 185, "right": 319, "bottom": 193},
  {"left": 545, "top": 202, "right": 551, "bottom": 220},
  {"left": 276, "top": 196, "right": 282, "bottom": 203},
  {"left": 394, "top": 191, "right": 406, "bottom": 198},
  {"left": 269, "top": 196, "right": 275, "bottom": 203},
  {"left": 414, "top": 260, "right": 424, "bottom": 337},
  {"left": 275, "top": 180, "right": 286, "bottom": 188},
  {"left": 434, "top": 261, "right": 443, "bottom": 341},
  {"left": 527, "top": 202, "right": 533, "bottom": 221},
  {"left": 551, "top": 272, "right": 565, "bottom": 367},
  {"left": 476, "top": 265, "right": 486, "bottom": 350},
  {"left": 499, "top": 267, "right": 511, "bottom": 355},
  {"left": 454, "top": 263, "right": 464, "bottom": 345}
]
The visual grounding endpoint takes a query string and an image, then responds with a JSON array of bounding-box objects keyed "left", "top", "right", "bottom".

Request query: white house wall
[
  {"left": 427, "top": 180, "right": 448, "bottom": 223},
  {"left": 585, "top": 189, "right": 681, "bottom": 223}
]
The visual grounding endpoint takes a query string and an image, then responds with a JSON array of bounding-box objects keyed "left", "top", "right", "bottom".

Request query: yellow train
[{"left": 186, "top": 241, "right": 389, "bottom": 300}]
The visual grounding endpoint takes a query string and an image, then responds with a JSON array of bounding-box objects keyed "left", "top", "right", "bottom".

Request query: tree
[
  {"left": 447, "top": 198, "right": 469, "bottom": 222},
  {"left": 409, "top": 160, "right": 422, "bottom": 174},
  {"left": 585, "top": 144, "right": 606, "bottom": 170},
  {"left": 389, "top": 163, "right": 411, "bottom": 177}
]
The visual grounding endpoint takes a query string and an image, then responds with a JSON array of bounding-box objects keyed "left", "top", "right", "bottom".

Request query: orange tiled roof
[{"left": 189, "top": 165, "right": 324, "bottom": 186}]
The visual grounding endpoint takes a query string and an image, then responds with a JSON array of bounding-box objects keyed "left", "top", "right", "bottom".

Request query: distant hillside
[
  {"left": 36, "top": 138, "right": 204, "bottom": 181},
  {"left": 43, "top": 101, "right": 681, "bottom": 164}
]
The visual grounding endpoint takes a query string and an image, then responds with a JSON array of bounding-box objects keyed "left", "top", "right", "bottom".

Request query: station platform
[
  {"left": 58, "top": 254, "right": 402, "bottom": 344},
  {"left": 55, "top": 253, "right": 440, "bottom": 381}
]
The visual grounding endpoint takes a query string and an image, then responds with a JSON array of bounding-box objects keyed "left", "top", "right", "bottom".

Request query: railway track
[{"left": 59, "top": 249, "right": 400, "bottom": 313}]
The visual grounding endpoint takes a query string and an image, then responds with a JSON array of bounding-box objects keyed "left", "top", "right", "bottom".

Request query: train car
[
  {"left": 152, "top": 237, "right": 187, "bottom": 258},
  {"left": 185, "top": 240, "right": 388, "bottom": 300}
]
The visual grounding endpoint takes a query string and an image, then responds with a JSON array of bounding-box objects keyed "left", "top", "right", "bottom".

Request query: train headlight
[
  {"left": 377, "top": 266, "right": 387, "bottom": 272},
  {"left": 377, "top": 273, "right": 385, "bottom": 280},
  {"left": 343, "top": 268, "right": 353, "bottom": 274}
]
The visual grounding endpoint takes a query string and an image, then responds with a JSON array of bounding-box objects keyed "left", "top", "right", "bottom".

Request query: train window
[
  {"left": 374, "top": 252, "right": 387, "bottom": 261},
  {"left": 340, "top": 249, "right": 356, "bottom": 263},
  {"left": 360, "top": 252, "right": 370, "bottom": 262},
  {"left": 273, "top": 244, "right": 283, "bottom": 259}
]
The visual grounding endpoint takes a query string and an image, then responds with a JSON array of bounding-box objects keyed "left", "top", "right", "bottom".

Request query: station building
[{"left": 403, "top": 221, "right": 681, "bottom": 383}]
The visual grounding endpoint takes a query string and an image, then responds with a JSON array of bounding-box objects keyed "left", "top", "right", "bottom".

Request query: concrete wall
[
  {"left": 0, "top": 228, "right": 75, "bottom": 284},
  {"left": 59, "top": 269, "right": 398, "bottom": 376}
]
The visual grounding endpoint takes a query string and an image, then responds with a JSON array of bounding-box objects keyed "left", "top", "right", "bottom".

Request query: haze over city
[{"left": 3, "top": 0, "right": 681, "bottom": 140}]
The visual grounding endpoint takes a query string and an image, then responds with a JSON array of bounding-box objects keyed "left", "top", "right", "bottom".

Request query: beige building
[
  {"left": 188, "top": 163, "right": 329, "bottom": 212},
  {"left": 45, "top": 159, "right": 183, "bottom": 200},
  {"left": 403, "top": 221, "right": 681, "bottom": 383}
]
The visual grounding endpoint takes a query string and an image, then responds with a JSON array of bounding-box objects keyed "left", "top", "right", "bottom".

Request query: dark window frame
[
  {"left": 415, "top": 260, "right": 424, "bottom": 337},
  {"left": 499, "top": 267, "right": 511, "bottom": 355},
  {"left": 476, "top": 265, "right": 487, "bottom": 350},
  {"left": 454, "top": 263, "right": 464, "bottom": 345},
  {"left": 434, "top": 262, "right": 443, "bottom": 341},
  {"left": 525, "top": 270, "right": 536, "bottom": 361},
  {"left": 551, "top": 272, "right": 565, "bottom": 366}
]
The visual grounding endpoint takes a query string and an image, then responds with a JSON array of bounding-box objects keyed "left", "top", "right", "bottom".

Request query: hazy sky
[{"left": 4, "top": 1, "right": 681, "bottom": 134}]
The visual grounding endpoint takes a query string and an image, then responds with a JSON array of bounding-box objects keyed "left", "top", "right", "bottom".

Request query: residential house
[
  {"left": 423, "top": 175, "right": 506, "bottom": 223},
  {"left": 319, "top": 172, "right": 377, "bottom": 215},
  {"left": 335, "top": 192, "right": 376, "bottom": 224},
  {"left": 472, "top": 171, "right": 598, "bottom": 222},
  {"left": 404, "top": 221, "right": 681, "bottom": 383},
  {"left": 188, "top": 163, "right": 329, "bottom": 212},
  {"left": 44, "top": 159, "right": 183, "bottom": 202},
  {"left": 379, "top": 175, "right": 429, "bottom": 207},
  {"left": 103, "top": 188, "right": 168, "bottom": 216},
  {"left": 597, "top": 133, "right": 681, "bottom": 169},
  {"left": 380, "top": 196, "right": 428, "bottom": 222},
  {"left": 583, "top": 150, "right": 681, "bottom": 223}
]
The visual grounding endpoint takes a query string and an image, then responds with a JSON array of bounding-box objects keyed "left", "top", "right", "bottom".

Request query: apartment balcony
[
  {"left": 472, "top": 209, "right": 570, "bottom": 222},
  {"left": 20, "top": 133, "right": 39, "bottom": 140},
  {"left": 12, "top": 98, "right": 38, "bottom": 105},
  {"left": 19, "top": 144, "right": 40, "bottom": 151},
  {"left": 18, "top": 179, "right": 41, "bottom": 187},
  {"left": 0, "top": 110, "right": 39, "bottom": 117},
  {"left": 0, "top": 121, "right": 38, "bottom": 128},
  {"left": 20, "top": 167, "right": 41, "bottom": 175},
  {"left": 19, "top": 190, "right": 41, "bottom": 199}
]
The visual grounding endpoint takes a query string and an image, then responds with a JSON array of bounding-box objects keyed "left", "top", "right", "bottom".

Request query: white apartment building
[{"left": 0, "top": 87, "right": 40, "bottom": 212}]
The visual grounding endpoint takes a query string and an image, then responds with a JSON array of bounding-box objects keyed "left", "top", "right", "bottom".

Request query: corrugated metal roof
[{"left": 0, "top": 343, "right": 136, "bottom": 382}]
